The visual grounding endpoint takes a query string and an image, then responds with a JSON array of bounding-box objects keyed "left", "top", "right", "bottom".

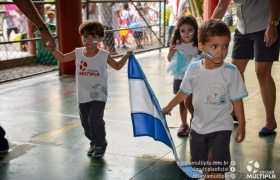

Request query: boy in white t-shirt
[
  {"left": 47, "top": 20, "right": 132, "bottom": 158},
  {"left": 162, "top": 19, "right": 248, "bottom": 179}
]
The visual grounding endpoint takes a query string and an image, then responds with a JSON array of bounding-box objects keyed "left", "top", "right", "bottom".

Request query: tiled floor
[{"left": 0, "top": 48, "right": 279, "bottom": 180}]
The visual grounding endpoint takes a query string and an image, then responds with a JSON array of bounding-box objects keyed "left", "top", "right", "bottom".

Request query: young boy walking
[
  {"left": 47, "top": 20, "right": 132, "bottom": 158},
  {"left": 162, "top": 19, "right": 248, "bottom": 179}
]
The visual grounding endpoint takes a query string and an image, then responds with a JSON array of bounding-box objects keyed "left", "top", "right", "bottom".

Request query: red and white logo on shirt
[{"left": 79, "top": 61, "right": 100, "bottom": 76}]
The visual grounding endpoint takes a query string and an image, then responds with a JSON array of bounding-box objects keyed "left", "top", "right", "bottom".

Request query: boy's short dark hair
[
  {"left": 198, "top": 19, "right": 231, "bottom": 44},
  {"left": 78, "top": 20, "right": 104, "bottom": 37}
]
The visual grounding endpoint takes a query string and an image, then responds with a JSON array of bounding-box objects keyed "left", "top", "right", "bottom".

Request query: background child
[
  {"left": 162, "top": 19, "right": 247, "bottom": 179},
  {"left": 16, "top": 9, "right": 28, "bottom": 52},
  {"left": 119, "top": 3, "right": 131, "bottom": 49},
  {"left": 166, "top": 15, "right": 199, "bottom": 136},
  {"left": 3, "top": 5, "right": 19, "bottom": 41},
  {"left": 111, "top": 3, "right": 122, "bottom": 53},
  {"left": 142, "top": 3, "right": 154, "bottom": 45},
  {"left": 47, "top": 20, "right": 132, "bottom": 158},
  {"left": 121, "top": 3, "right": 132, "bottom": 27},
  {"left": 133, "top": 8, "right": 145, "bottom": 49},
  {"left": 45, "top": 10, "right": 56, "bottom": 24}
]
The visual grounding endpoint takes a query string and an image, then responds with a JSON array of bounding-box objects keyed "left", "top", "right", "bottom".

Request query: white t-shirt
[
  {"left": 75, "top": 47, "right": 109, "bottom": 103},
  {"left": 121, "top": 10, "right": 129, "bottom": 20},
  {"left": 180, "top": 60, "right": 248, "bottom": 134},
  {"left": 174, "top": 42, "right": 199, "bottom": 79},
  {"left": 234, "top": 0, "right": 280, "bottom": 34},
  {"left": 168, "top": 0, "right": 189, "bottom": 26}
]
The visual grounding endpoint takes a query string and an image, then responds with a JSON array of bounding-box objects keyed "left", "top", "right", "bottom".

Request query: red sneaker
[{"left": 177, "top": 124, "right": 190, "bottom": 136}]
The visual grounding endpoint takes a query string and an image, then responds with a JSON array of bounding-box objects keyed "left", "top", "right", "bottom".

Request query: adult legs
[
  {"left": 255, "top": 61, "right": 276, "bottom": 130},
  {"left": 232, "top": 59, "right": 276, "bottom": 130},
  {"left": 231, "top": 59, "right": 249, "bottom": 80}
]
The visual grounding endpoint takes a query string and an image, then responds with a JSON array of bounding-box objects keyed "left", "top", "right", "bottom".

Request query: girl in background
[{"left": 166, "top": 15, "right": 199, "bottom": 136}]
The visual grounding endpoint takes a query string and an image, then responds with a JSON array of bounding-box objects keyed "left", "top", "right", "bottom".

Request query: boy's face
[
  {"left": 198, "top": 35, "right": 230, "bottom": 67},
  {"left": 81, "top": 34, "right": 102, "bottom": 47}
]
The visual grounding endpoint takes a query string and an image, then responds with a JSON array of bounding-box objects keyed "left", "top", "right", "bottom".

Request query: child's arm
[
  {"left": 232, "top": 99, "right": 246, "bottom": 143},
  {"left": 211, "top": 0, "right": 231, "bottom": 19},
  {"left": 162, "top": 91, "right": 188, "bottom": 116},
  {"left": 107, "top": 51, "right": 133, "bottom": 70},
  {"left": 167, "top": 45, "right": 177, "bottom": 62},
  {"left": 50, "top": 48, "right": 75, "bottom": 63}
]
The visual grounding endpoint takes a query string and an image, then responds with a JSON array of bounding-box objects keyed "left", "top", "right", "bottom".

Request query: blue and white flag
[{"left": 128, "top": 55, "right": 203, "bottom": 179}]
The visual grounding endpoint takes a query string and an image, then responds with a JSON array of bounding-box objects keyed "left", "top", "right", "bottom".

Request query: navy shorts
[
  {"left": 133, "top": 31, "right": 143, "bottom": 39},
  {"left": 232, "top": 27, "right": 280, "bottom": 62},
  {"left": 190, "top": 129, "right": 232, "bottom": 172}
]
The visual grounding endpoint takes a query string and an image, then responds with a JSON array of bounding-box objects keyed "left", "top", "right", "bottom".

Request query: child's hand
[
  {"left": 169, "top": 45, "right": 177, "bottom": 54},
  {"left": 161, "top": 106, "right": 172, "bottom": 116},
  {"left": 235, "top": 125, "right": 245, "bottom": 143},
  {"left": 126, "top": 50, "right": 133, "bottom": 56}
]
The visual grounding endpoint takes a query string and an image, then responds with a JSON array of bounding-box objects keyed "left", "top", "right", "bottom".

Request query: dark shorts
[
  {"left": 232, "top": 27, "right": 280, "bottom": 62},
  {"left": 190, "top": 129, "right": 232, "bottom": 172},
  {"left": 173, "top": 79, "right": 182, "bottom": 94},
  {"left": 133, "top": 31, "right": 143, "bottom": 39},
  {"left": 103, "top": 26, "right": 115, "bottom": 48},
  {"left": 21, "top": 33, "right": 28, "bottom": 45},
  {"left": 7, "top": 27, "right": 19, "bottom": 36}
]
